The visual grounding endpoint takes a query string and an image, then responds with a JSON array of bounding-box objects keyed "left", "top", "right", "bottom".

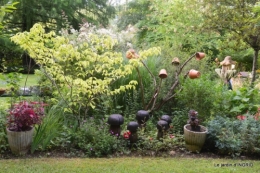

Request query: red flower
[
  {"left": 123, "top": 131, "right": 131, "bottom": 139},
  {"left": 169, "top": 134, "right": 175, "bottom": 139},
  {"left": 237, "top": 115, "right": 246, "bottom": 120}
]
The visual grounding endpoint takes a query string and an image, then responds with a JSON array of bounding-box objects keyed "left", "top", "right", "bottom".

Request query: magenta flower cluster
[{"left": 7, "top": 101, "right": 47, "bottom": 131}]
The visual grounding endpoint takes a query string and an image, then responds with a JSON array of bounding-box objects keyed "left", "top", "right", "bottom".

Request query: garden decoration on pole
[
  {"left": 126, "top": 50, "right": 206, "bottom": 113},
  {"left": 126, "top": 121, "right": 139, "bottom": 145},
  {"left": 107, "top": 114, "right": 124, "bottom": 137},
  {"left": 183, "top": 110, "right": 208, "bottom": 152},
  {"left": 156, "top": 115, "right": 172, "bottom": 140},
  {"left": 215, "top": 56, "right": 237, "bottom": 90}
]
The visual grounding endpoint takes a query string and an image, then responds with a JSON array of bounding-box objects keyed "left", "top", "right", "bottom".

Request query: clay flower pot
[
  {"left": 189, "top": 69, "right": 200, "bottom": 79},
  {"left": 159, "top": 69, "right": 167, "bottom": 79},
  {"left": 126, "top": 49, "right": 139, "bottom": 59},
  {"left": 172, "top": 57, "right": 180, "bottom": 66},
  {"left": 195, "top": 52, "right": 205, "bottom": 60}
]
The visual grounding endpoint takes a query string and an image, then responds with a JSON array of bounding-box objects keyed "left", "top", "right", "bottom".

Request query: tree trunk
[{"left": 251, "top": 49, "right": 259, "bottom": 85}]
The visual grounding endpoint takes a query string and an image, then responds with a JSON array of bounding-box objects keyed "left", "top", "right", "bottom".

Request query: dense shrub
[
  {"left": 73, "top": 117, "right": 125, "bottom": 157},
  {"left": 0, "top": 110, "right": 8, "bottom": 153},
  {"left": 222, "top": 87, "right": 260, "bottom": 117},
  {"left": 171, "top": 108, "right": 189, "bottom": 134},
  {"left": 176, "top": 74, "right": 224, "bottom": 122},
  {"left": 207, "top": 115, "right": 260, "bottom": 157}
]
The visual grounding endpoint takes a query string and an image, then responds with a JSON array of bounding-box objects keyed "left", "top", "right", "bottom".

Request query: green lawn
[
  {"left": 0, "top": 157, "right": 259, "bottom": 173},
  {"left": 0, "top": 74, "right": 40, "bottom": 89}
]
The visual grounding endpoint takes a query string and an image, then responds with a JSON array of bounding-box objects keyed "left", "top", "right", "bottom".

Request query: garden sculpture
[{"left": 215, "top": 56, "right": 237, "bottom": 90}]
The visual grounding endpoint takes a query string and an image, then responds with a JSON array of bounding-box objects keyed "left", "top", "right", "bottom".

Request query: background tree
[
  {"left": 0, "top": 1, "right": 20, "bottom": 72},
  {"left": 1, "top": 0, "right": 116, "bottom": 73},
  {"left": 3, "top": 0, "right": 115, "bottom": 32},
  {"left": 201, "top": 0, "right": 260, "bottom": 85},
  {"left": 116, "top": 0, "right": 150, "bottom": 30}
]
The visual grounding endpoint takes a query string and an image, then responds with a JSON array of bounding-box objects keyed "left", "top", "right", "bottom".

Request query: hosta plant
[{"left": 7, "top": 101, "right": 46, "bottom": 131}]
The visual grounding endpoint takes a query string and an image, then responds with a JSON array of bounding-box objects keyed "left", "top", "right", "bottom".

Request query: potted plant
[
  {"left": 183, "top": 110, "right": 208, "bottom": 152},
  {"left": 6, "top": 101, "right": 46, "bottom": 155}
]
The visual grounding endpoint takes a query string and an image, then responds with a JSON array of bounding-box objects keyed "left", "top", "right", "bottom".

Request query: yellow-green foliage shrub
[{"left": 11, "top": 23, "right": 160, "bottom": 118}]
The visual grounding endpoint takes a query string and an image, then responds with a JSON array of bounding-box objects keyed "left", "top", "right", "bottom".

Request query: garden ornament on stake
[
  {"left": 126, "top": 50, "right": 206, "bottom": 113},
  {"left": 156, "top": 120, "right": 169, "bottom": 140},
  {"left": 107, "top": 114, "right": 124, "bottom": 136},
  {"left": 127, "top": 121, "right": 139, "bottom": 145},
  {"left": 156, "top": 115, "right": 172, "bottom": 140},
  {"left": 215, "top": 56, "right": 237, "bottom": 90}
]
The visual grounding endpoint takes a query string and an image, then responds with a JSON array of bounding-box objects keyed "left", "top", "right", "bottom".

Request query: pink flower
[
  {"left": 169, "top": 134, "right": 175, "bottom": 139},
  {"left": 237, "top": 115, "right": 246, "bottom": 120}
]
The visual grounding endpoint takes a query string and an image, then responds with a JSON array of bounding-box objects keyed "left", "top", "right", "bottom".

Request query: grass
[
  {"left": 0, "top": 157, "right": 259, "bottom": 173},
  {"left": 0, "top": 74, "right": 40, "bottom": 89},
  {"left": 0, "top": 74, "right": 40, "bottom": 109}
]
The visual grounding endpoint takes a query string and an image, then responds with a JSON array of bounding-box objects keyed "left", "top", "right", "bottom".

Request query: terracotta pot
[
  {"left": 189, "top": 69, "right": 200, "bottom": 79},
  {"left": 195, "top": 52, "right": 205, "bottom": 60},
  {"left": 126, "top": 49, "right": 139, "bottom": 59},
  {"left": 159, "top": 69, "right": 167, "bottom": 79},
  {"left": 184, "top": 124, "right": 207, "bottom": 152},
  {"left": 172, "top": 57, "right": 180, "bottom": 66},
  {"left": 6, "top": 127, "right": 34, "bottom": 155}
]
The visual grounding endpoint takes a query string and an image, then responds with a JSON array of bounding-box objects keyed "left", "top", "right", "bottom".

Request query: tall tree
[
  {"left": 0, "top": 1, "right": 18, "bottom": 30},
  {"left": 1, "top": 0, "right": 115, "bottom": 73},
  {"left": 201, "top": 0, "right": 260, "bottom": 85},
  {"left": 116, "top": 0, "right": 150, "bottom": 30},
  {"left": 134, "top": 0, "right": 211, "bottom": 62},
  {"left": 3, "top": 0, "right": 115, "bottom": 32}
]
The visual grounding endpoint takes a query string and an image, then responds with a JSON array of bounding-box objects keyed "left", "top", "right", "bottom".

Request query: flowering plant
[
  {"left": 6, "top": 101, "right": 47, "bottom": 131},
  {"left": 123, "top": 131, "right": 131, "bottom": 139}
]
